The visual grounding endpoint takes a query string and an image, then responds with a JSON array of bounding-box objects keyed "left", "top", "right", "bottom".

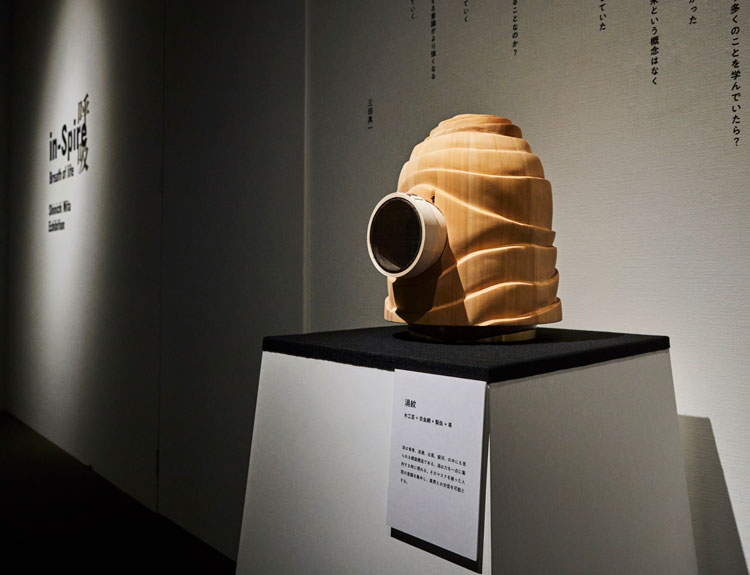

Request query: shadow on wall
[{"left": 679, "top": 416, "right": 748, "bottom": 574}]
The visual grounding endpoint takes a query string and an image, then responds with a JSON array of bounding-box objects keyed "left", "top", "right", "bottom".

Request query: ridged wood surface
[{"left": 384, "top": 114, "right": 562, "bottom": 326}]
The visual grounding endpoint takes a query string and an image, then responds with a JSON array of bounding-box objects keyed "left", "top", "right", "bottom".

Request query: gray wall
[
  {"left": 160, "top": 0, "right": 304, "bottom": 557},
  {"left": 8, "top": 0, "right": 163, "bottom": 507},
  {"left": 307, "top": 1, "right": 750, "bottom": 571},
  {"left": 0, "top": 0, "right": 9, "bottom": 411},
  {"left": 6, "top": 0, "right": 305, "bottom": 560}
]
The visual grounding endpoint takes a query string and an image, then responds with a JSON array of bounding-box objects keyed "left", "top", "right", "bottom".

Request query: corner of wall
[
  {"left": 302, "top": 0, "right": 311, "bottom": 333},
  {"left": 0, "top": 0, "right": 11, "bottom": 412}
]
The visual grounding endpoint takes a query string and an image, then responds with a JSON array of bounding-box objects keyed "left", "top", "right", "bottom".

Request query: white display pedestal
[{"left": 237, "top": 327, "right": 697, "bottom": 575}]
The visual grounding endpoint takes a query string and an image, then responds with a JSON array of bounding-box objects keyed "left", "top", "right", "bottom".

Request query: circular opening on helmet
[{"left": 368, "top": 197, "right": 423, "bottom": 274}]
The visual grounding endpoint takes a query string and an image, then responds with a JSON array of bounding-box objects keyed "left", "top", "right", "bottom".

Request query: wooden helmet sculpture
[{"left": 367, "top": 114, "right": 561, "bottom": 340}]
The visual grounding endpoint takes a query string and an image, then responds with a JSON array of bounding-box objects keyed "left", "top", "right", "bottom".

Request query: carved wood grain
[{"left": 384, "top": 114, "right": 562, "bottom": 326}]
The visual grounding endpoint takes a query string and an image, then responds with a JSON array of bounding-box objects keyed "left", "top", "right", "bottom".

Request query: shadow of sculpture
[{"left": 679, "top": 415, "right": 748, "bottom": 574}]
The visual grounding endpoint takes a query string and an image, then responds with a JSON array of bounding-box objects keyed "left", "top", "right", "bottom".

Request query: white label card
[{"left": 386, "top": 369, "right": 487, "bottom": 561}]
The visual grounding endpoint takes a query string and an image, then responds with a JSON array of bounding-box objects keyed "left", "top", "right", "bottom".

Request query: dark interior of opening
[{"left": 369, "top": 197, "right": 422, "bottom": 274}]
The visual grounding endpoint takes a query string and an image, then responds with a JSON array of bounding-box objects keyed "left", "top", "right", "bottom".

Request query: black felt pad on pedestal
[{"left": 262, "top": 326, "right": 669, "bottom": 383}]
